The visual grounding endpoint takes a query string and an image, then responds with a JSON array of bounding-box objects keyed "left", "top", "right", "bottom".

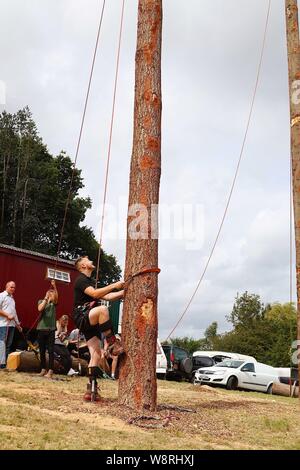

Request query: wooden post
[
  {"left": 285, "top": 0, "right": 300, "bottom": 399},
  {"left": 118, "top": 0, "right": 162, "bottom": 411}
]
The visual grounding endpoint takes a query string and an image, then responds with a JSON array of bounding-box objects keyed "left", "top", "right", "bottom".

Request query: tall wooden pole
[
  {"left": 118, "top": 0, "right": 162, "bottom": 411},
  {"left": 285, "top": 0, "right": 300, "bottom": 396}
]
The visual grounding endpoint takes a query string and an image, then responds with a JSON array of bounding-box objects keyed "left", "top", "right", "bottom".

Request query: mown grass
[{"left": 0, "top": 371, "right": 299, "bottom": 450}]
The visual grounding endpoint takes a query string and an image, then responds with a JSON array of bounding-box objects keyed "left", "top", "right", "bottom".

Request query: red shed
[{"left": 0, "top": 243, "right": 78, "bottom": 329}]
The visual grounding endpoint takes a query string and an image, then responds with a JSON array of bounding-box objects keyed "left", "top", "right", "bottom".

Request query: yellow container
[{"left": 7, "top": 351, "right": 21, "bottom": 370}]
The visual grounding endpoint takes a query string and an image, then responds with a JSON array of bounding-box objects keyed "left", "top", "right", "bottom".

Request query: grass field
[{"left": 0, "top": 371, "right": 299, "bottom": 450}]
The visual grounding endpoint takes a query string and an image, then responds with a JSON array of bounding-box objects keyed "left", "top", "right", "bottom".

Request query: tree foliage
[
  {"left": 169, "top": 322, "right": 219, "bottom": 354},
  {"left": 215, "top": 301, "right": 297, "bottom": 367},
  {"left": 226, "top": 291, "right": 265, "bottom": 328},
  {"left": 0, "top": 107, "right": 121, "bottom": 284},
  {"left": 217, "top": 293, "right": 297, "bottom": 366},
  {"left": 168, "top": 292, "right": 297, "bottom": 367},
  {"left": 167, "top": 336, "right": 207, "bottom": 355}
]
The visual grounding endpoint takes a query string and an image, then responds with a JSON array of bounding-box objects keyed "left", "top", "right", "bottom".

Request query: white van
[
  {"left": 194, "top": 358, "right": 279, "bottom": 394},
  {"left": 193, "top": 350, "right": 256, "bottom": 363},
  {"left": 156, "top": 339, "right": 167, "bottom": 379}
]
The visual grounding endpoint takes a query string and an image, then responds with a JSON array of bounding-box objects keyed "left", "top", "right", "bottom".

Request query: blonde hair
[{"left": 56, "top": 315, "right": 69, "bottom": 336}]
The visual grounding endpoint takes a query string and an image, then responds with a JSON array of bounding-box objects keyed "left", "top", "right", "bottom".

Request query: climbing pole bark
[
  {"left": 118, "top": 0, "right": 162, "bottom": 411},
  {"left": 285, "top": 0, "right": 300, "bottom": 397}
]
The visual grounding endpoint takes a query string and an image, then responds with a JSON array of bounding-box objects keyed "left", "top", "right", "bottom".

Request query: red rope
[
  {"left": 24, "top": 314, "right": 42, "bottom": 337},
  {"left": 95, "top": 0, "right": 126, "bottom": 286},
  {"left": 55, "top": 0, "right": 106, "bottom": 272},
  {"left": 165, "top": 0, "right": 272, "bottom": 341},
  {"left": 125, "top": 267, "right": 161, "bottom": 287}
]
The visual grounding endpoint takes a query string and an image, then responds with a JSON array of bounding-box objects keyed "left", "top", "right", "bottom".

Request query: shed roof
[{"left": 0, "top": 243, "right": 75, "bottom": 266}]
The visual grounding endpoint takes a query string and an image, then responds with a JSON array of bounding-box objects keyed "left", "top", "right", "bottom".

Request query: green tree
[
  {"left": 167, "top": 336, "right": 207, "bottom": 355},
  {"left": 263, "top": 303, "right": 297, "bottom": 366},
  {"left": 204, "top": 321, "right": 218, "bottom": 349},
  {"left": 169, "top": 295, "right": 297, "bottom": 367},
  {"left": 217, "top": 299, "right": 297, "bottom": 367},
  {"left": 227, "top": 291, "right": 265, "bottom": 328},
  {"left": 0, "top": 107, "right": 121, "bottom": 284},
  {"left": 167, "top": 323, "right": 219, "bottom": 354}
]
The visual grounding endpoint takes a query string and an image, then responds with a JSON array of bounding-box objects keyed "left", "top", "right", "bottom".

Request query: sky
[{"left": 0, "top": 0, "right": 297, "bottom": 340}]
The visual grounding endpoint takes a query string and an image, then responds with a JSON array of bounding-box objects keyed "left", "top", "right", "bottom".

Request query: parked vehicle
[
  {"left": 194, "top": 359, "right": 279, "bottom": 394},
  {"left": 162, "top": 344, "right": 193, "bottom": 381},
  {"left": 192, "top": 354, "right": 214, "bottom": 369},
  {"left": 156, "top": 339, "right": 167, "bottom": 379},
  {"left": 191, "top": 351, "right": 256, "bottom": 383},
  {"left": 275, "top": 367, "right": 299, "bottom": 386},
  {"left": 190, "top": 355, "right": 215, "bottom": 383},
  {"left": 193, "top": 350, "right": 256, "bottom": 363}
]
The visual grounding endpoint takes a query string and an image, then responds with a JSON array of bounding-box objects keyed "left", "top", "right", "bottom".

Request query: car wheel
[
  {"left": 226, "top": 376, "right": 238, "bottom": 391},
  {"left": 179, "top": 357, "right": 193, "bottom": 375},
  {"left": 266, "top": 384, "right": 273, "bottom": 394},
  {"left": 157, "top": 373, "right": 166, "bottom": 380}
]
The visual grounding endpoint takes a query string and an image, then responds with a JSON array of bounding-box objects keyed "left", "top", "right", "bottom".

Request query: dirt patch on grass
[
  {"left": 198, "top": 399, "right": 273, "bottom": 412},
  {"left": 0, "top": 372, "right": 299, "bottom": 450},
  {"left": 0, "top": 395, "right": 138, "bottom": 435}
]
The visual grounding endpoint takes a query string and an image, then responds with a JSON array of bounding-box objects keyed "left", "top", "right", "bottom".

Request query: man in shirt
[
  {"left": 0, "top": 281, "right": 22, "bottom": 369},
  {"left": 73, "top": 256, "right": 124, "bottom": 401}
]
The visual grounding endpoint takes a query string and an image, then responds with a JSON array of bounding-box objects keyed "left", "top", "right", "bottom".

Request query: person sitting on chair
[
  {"left": 54, "top": 315, "right": 77, "bottom": 376},
  {"left": 102, "top": 335, "right": 120, "bottom": 380},
  {"left": 68, "top": 328, "right": 89, "bottom": 361}
]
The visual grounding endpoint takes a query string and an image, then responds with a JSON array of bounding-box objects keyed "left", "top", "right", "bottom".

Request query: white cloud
[{"left": 0, "top": 0, "right": 295, "bottom": 340}]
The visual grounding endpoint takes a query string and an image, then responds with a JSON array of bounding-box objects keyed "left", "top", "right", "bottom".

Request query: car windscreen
[
  {"left": 193, "top": 356, "right": 214, "bottom": 367},
  {"left": 217, "top": 360, "right": 244, "bottom": 368}
]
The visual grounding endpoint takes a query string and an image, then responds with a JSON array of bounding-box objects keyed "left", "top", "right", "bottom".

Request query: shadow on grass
[{"left": 198, "top": 400, "right": 273, "bottom": 411}]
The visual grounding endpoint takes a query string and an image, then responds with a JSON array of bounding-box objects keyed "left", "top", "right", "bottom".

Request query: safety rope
[
  {"left": 25, "top": 314, "right": 42, "bottom": 337},
  {"left": 54, "top": 0, "right": 106, "bottom": 273},
  {"left": 125, "top": 267, "right": 161, "bottom": 289},
  {"left": 95, "top": 0, "right": 126, "bottom": 287},
  {"left": 289, "top": 136, "right": 294, "bottom": 396},
  {"left": 290, "top": 156, "right": 293, "bottom": 308},
  {"left": 165, "top": 0, "right": 272, "bottom": 341}
]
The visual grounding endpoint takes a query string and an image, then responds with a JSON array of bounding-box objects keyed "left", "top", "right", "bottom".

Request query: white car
[
  {"left": 156, "top": 339, "right": 167, "bottom": 379},
  {"left": 194, "top": 359, "right": 279, "bottom": 394}
]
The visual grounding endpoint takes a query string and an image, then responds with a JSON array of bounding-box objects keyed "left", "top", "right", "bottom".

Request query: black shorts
[{"left": 73, "top": 306, "right": 102, "bottom": 342}]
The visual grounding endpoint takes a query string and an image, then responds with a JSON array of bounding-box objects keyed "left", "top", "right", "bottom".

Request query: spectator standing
[
  {"left": 36, "top": 280, "right": 58, "bottom": 378},
  {"left": 0, "top": 281, "right": 22, "bottom": 369}
]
